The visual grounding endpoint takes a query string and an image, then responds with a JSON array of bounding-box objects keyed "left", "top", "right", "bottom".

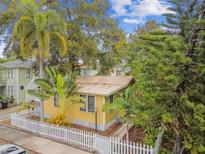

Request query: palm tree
[
  {"left": 104, "top": 87, "right": 136, "bottom": 141},
  {"left": 12, "top": 1, "right": 67, "bottom": 120},
  {"left": 28, "top": 67, "right": 79, "bottom": 120},
  {"left": 13, "top": 1, "right": 67, "bottom": 78},
  {"left": 28, "top": 67, "right": 64, "bottom": 105}
]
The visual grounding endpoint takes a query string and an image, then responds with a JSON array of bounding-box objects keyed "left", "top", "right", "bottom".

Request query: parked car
[{"left": 0, "top": 144, "right": 27, "bottom": 154}]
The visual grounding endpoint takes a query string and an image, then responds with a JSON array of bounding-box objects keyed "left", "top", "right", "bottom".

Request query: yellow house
[{"left": 44, "top": 76, "right": 133, "bottom": 131}]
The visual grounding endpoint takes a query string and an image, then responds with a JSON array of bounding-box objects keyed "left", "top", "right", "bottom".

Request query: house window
[
  {"left": 88, "top": 96, "right": 95, "bottom": 112},
  {"left": 8, "top": 69, "right": 14, "bottom": 79},
  {"left": 109, "top": 95, "right": 113, "bottom": 103},
  {"left": 20, "top": 86, "right": 24, "bottom": 90},
  {"left": 25, "top": 68, "right": 31, "bottom": 78},
  {"left": 80, "top": 95, "right": 86, "bottom": 111},
  {"left": 7, "top": 86, "right": 14, "bottom": 97},
  {"left": 109, "top": 95, "right": 114, "bottom": 112}
]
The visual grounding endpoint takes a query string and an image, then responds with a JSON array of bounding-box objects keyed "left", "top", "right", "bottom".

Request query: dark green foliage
[
  {"left": 126, "top": 1, "right": 205, "bottom": 153},
  {"left": 127, "top": 25, "right": 205, "bottom": 153},
  {"left": 42, "top": 0, "right": 126, "bottom": 74},
  {"left": 1, "top": 0, "right": 125, "bottom": 74}
]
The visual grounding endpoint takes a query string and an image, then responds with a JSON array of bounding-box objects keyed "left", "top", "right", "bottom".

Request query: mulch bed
[
  {"left": 123, "top": 126, "right": 145, "bottom": 143},
  {"left": 0, "top": 138, "right": 39, "bottom": 154},
  {"left": 71, "top": 122, "right": 122, "bottom": 136},
  {"left": 161, "top": 138, "right": 173, "bottom": 151}
]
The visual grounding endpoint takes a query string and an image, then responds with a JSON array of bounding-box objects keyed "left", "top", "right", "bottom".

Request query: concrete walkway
[
  {"left": 112, "top": 123, "right": 133, "bottom": 139},
  {"left": 0, "top": 106, "right": 21, "bottom": 121},
  {"left": 0, "top": 125, "right": 91, "bottom": 154}
]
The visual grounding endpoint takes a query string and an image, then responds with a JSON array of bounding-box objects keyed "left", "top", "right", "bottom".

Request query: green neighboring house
[{"left": 0, "top": 60, "right": 34, "bottom": 105}]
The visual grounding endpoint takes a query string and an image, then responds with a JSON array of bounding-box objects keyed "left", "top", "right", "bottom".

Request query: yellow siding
[
  {"left": 104, "top": 96, "right": 118, "bottom": 124},
  {"left": 44, "top": 95, "right": 107, "bottom": 126},
  {"left": 105, "top": 111, "right": 117, "bottom": 124}
]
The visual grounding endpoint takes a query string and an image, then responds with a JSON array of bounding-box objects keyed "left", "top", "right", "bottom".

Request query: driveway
[{"left": 0, "top": 125, "right": 91, "bottom": 154}]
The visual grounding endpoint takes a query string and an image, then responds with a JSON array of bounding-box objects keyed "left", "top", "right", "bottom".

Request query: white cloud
[
  {"left": 130, "top": 0, "right": 173, "bottom": 17},
  {"left": 111, "top": 0, "right": 174, "bottom": 19},
  {"left": 110, "top": 0, "right": 132, "bottom": 16},
  {"left": 123, "top": 18, "right": 144, "bottom": 24}
]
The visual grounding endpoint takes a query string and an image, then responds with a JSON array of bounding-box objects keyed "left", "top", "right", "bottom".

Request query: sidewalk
[
  {"left": 0, "top": 125, "right": 91, "bottom": 154},
  {"left": 0, "top": 106, "right": 22, "bottom": 121}
]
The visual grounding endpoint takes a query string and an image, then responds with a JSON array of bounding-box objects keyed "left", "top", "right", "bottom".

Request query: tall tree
[
  {"left": 11, "top": 0, "right": 67, "bottom": 120},
  {"left": 127, "top": 27, "right": 205, "bottom": 153},
  {"left": 165, "top": 1, "right": 205, "bottom": 153},
  {"left": 1, "top": 0, "right": 125, "bottom": 74},
  {"left": 13, "top": 0, "right": 67, "bottom": 77},
  {"left": 46, "top": 0, "right": 126, "bottom": 74}
]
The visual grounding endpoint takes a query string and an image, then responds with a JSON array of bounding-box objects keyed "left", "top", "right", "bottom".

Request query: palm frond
[
  {"left": 27, "top": 90, "right": 50, "bottom": 100},
  {"left": 34, "top": 79, "right": 53, "bottom": 91},
  {"left": 46, "top": 9, "right": 67, "bottom": 33},
  {"left": 34, "top": 12, "right": 46, "bottom": 31},
  {"left": 13, "top": 16, "right": 34, "bottom": 40},
  {"left": 56, "top": 74, "right": 64, "bottom": 95},
  {"left": 50, "top": 32, "right": 67, "bottom": 57},
  {"left": 64, "top": 72, "right": 78, "bottom": 97},
  {"left": 21, "top": 0, "right": 35, "bottom": 5}
]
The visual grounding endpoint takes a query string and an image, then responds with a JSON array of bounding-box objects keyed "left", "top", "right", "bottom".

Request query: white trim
[
  {"left": 80, "top": 94, "right": 96, "bottom": 113},
  {"left": 25, "top": 68, "right": 31, "bottom": 78},
  {"left": 16, "top": 68, "right": 19, "bottom": 104}
]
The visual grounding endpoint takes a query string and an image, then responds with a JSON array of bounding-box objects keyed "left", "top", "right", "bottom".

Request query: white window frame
[
  {"left": 79, "top": 94, "right": 96, "bottom": 112},
  {"left": 25, "top": 68, "right": 31, "bottom": 78},
  {"left": 80, "top": 94, "right": 86, "bottom": 111},
  {"left": 7, "top": 68, "right": 14, "bottom": 79},
  {"left": 7, "top": 85, "right": 14, "bottom": 97},
  {"left": 87, "top": 95, "right": 95, "bottom": 112}
]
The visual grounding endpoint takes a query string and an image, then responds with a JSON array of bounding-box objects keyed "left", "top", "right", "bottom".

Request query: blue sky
[
  {"left": 108, "top": 0, "right": 172, "bottom": 33},
  {"left": 0, "top": 0, "right": 172, "bottom": 56}
]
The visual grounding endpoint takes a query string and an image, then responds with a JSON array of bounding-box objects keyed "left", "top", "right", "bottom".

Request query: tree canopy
[
  {"left": 0, "top": 0, "right": 126, "bottom": 74},
  {"left": 126, "top": 1, "right": 205, "bottom": 153}
]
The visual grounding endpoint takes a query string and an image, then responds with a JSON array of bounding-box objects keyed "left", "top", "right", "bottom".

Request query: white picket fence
[
  {"left": 11, "top": 114, "right": 95, "bottom": 151},
  {"left": 11, "top": 114, "right": 160, "bottom": 154}
]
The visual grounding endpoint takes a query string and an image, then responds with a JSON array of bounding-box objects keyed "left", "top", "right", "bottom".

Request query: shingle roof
[
  {"left": 0, "top": 59, "right": 33, "bottom": 68},
  {"left": 76, "top": 76, "right": 133, "bottom": 96}
]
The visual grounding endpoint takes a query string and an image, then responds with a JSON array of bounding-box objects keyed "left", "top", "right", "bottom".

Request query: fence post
[
  {"left": 94, "top": 133, "right": 96, "bottom": 151},
  {"left": 109, "top": 137, "right": 111, "bottom": 154},
  {"left": 153, "top": 128, "right": 164, "bottom": 154}
]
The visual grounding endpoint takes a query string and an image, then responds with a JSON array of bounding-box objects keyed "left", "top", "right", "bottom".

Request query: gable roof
[
  {"left": 76, "top": 76, "right": 134, "bottom": 96},
  {"left": 0, "top": 59, "right": 33, "bottom": 68}
]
